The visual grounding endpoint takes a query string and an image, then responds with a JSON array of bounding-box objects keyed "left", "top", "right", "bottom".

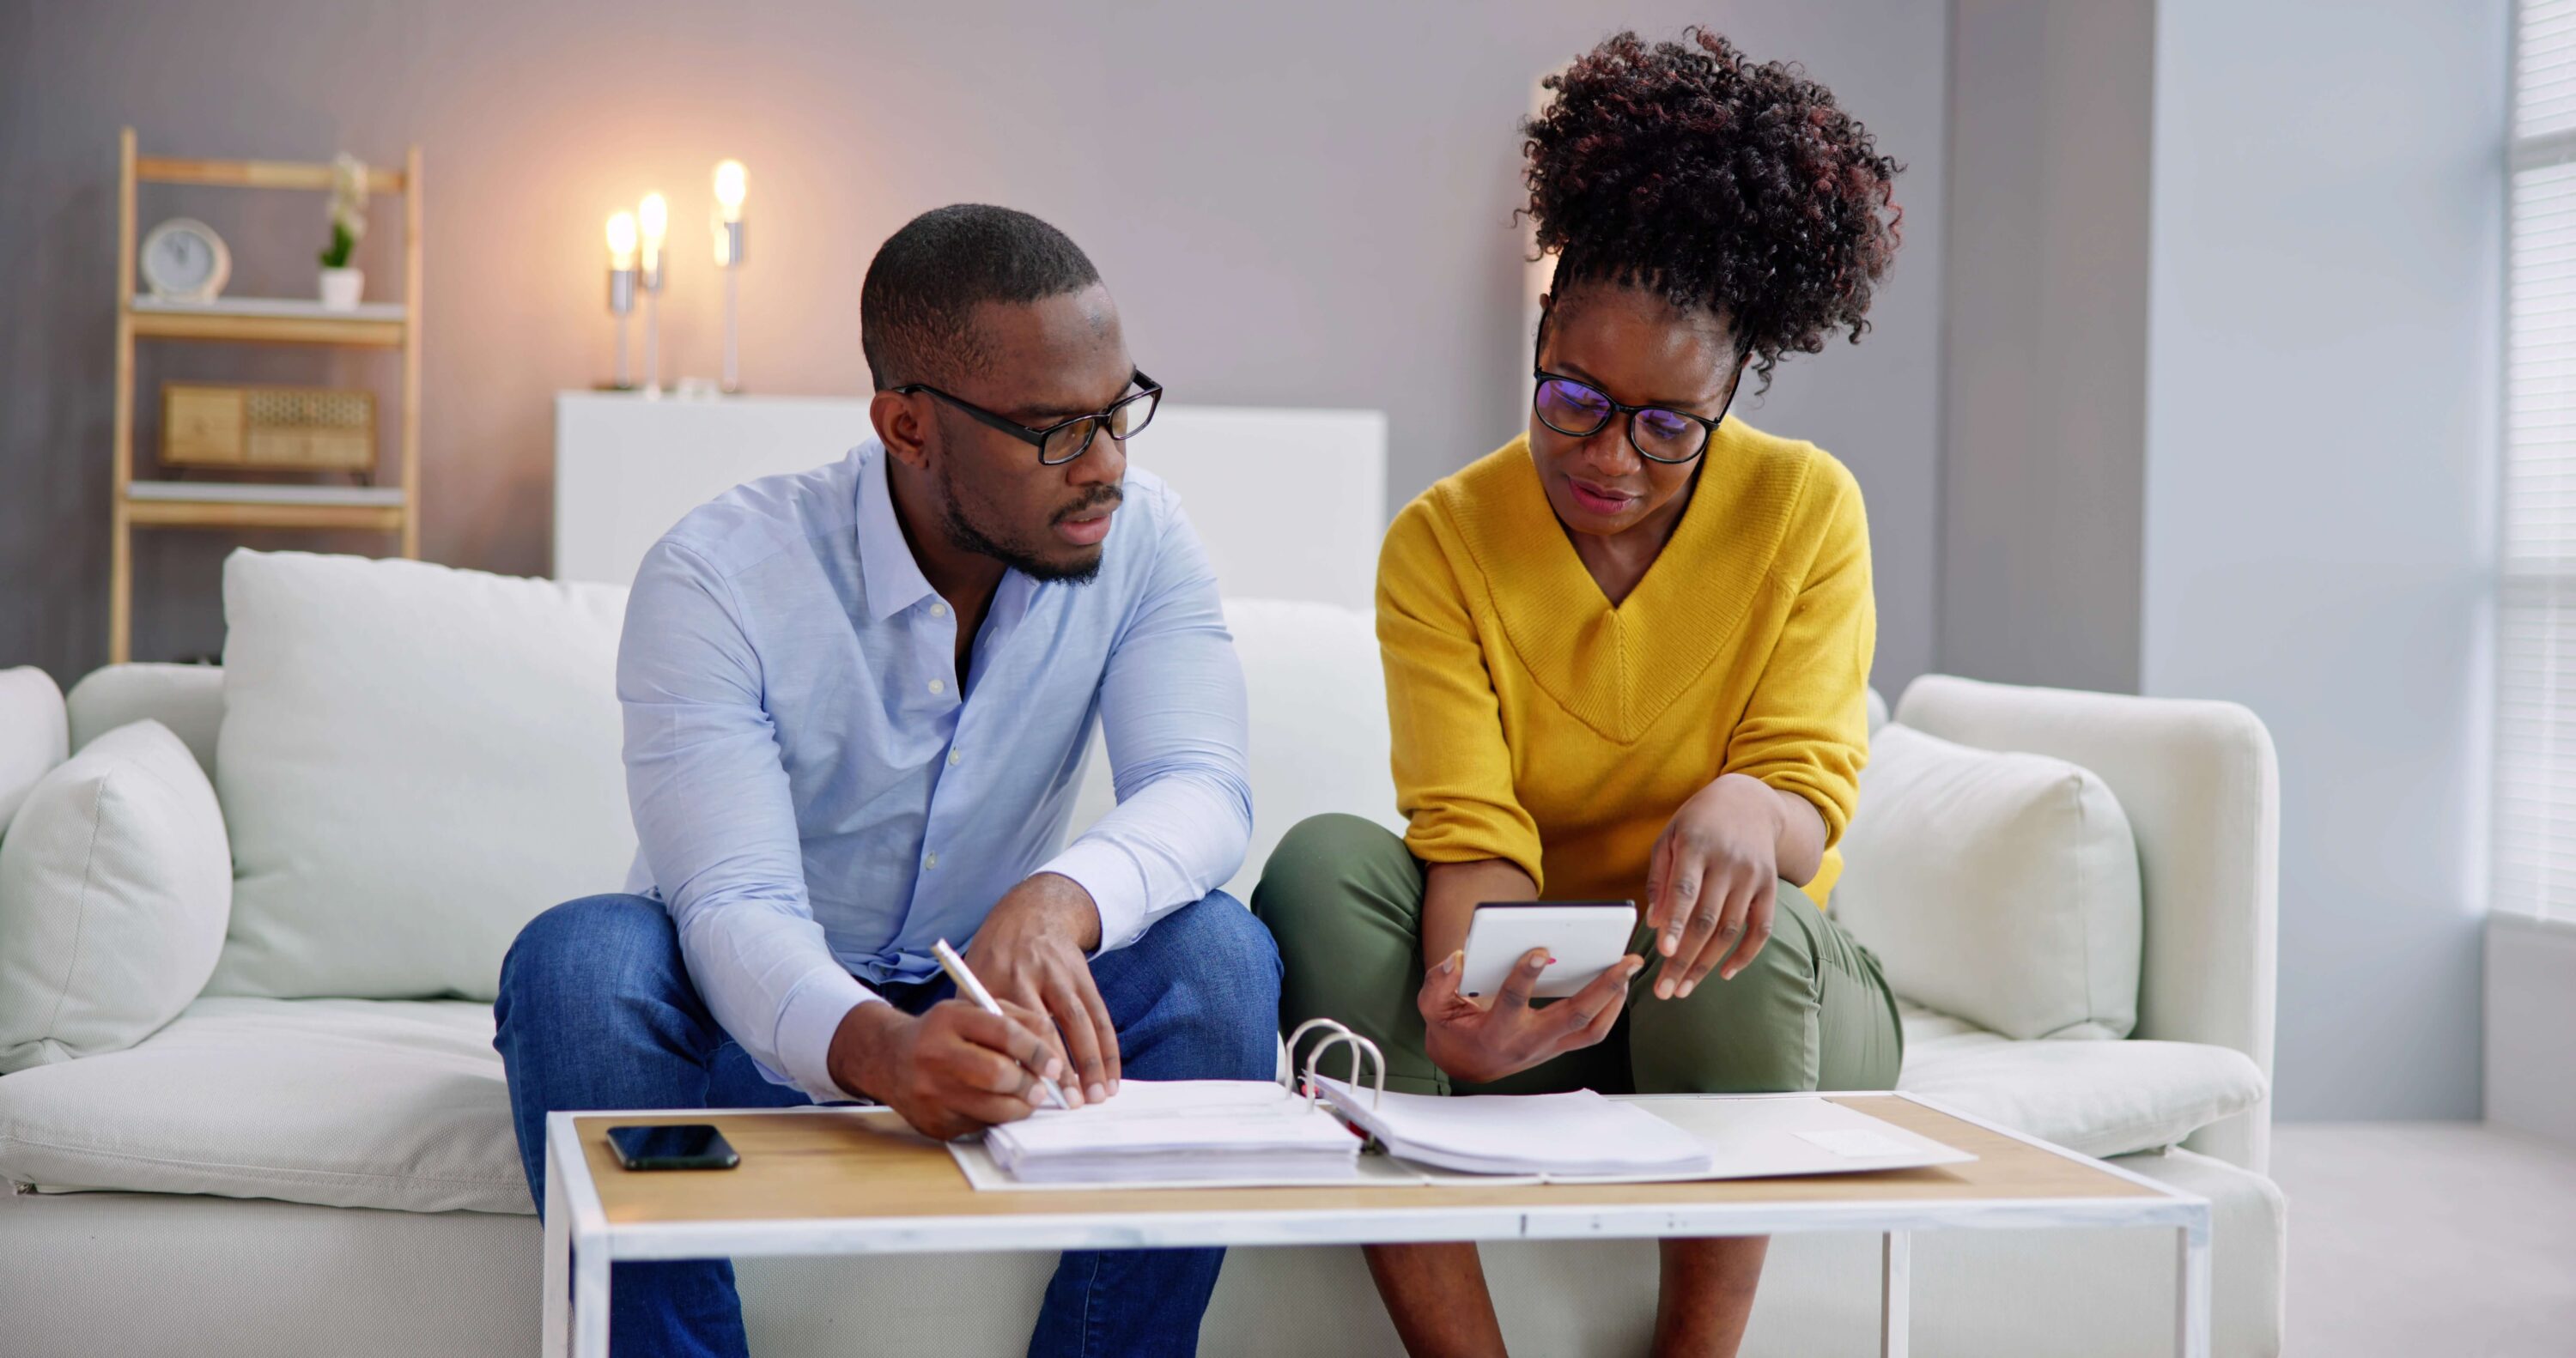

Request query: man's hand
[
  {"left": 1418, "top": 946, "right": 1641, "bottom": 1087},
  {"left": 829, "top": 999, "right": 1069, "bottom": 1141},
  {"left": 962, "top": 873, "right": 1121, "bottom": 1105},
  {"left": 1643, "top": 773, "right": 1808, "bottom": 997}
]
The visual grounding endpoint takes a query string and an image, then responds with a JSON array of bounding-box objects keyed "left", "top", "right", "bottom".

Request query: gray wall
[
  {"left": 0, "top": 0, "right": 1948, "bottom": 694},
  {"left": 2141, "top": 0, "right": 2506, "bottom": 1120},
  {"left": 1943, "top": 0, "right": 2506, "bottom": 1119},
  {"left": 1936, "top": 0, "right": 2152, "bottom": 694}
]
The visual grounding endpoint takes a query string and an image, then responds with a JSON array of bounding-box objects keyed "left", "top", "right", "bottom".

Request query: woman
[{"left": 1252, "top": 27, "right": 1905, "bottom": 1358}]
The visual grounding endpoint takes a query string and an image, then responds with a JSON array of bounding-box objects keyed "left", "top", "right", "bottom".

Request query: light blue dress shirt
[{"left": 616, "top": 441, "right": 1252, "bottom": 1101}]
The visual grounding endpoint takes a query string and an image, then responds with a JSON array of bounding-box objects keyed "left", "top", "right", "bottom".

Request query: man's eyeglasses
[
  {"left": 895, "top": 370, "right": 1163, "bottom": 466},
  {"left": 1530, "top": 368, "right": 1737, "bottom": 465}
]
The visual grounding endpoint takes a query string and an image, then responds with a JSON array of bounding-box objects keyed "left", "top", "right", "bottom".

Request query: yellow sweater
[{"left": 1377, "top": 424, "right": 1875, "bottom": 910}]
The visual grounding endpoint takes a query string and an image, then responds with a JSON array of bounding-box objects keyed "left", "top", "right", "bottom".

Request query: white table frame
[{"left": 541, "top": 1091, "right": 2210, "bottom": 1358}]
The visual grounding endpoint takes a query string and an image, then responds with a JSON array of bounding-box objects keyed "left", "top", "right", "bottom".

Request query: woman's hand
[
  {"left": 1417, "top": 946, "right": 1643, "bottom": 1086},
  {"left": 1643, "top": 773, "right": 1808, "bottom": 998}
]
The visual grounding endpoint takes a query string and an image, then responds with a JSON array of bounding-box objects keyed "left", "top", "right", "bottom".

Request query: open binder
[{"left": 950, "top": 1017, "right": 1974, "bottom": 1191}]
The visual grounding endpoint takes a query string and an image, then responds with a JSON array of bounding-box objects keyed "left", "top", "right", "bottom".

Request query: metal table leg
[
  {"left": 1881, "top": 1230, "right": 1911, "bottom": 1358},
  {"left": 573, "top": 1223, "right": 612, "bottom": 1358},
  {"left": 542, "top": 1136, "right": 569, "bottom": 1358},
  {"left": 2176, "top": 1215, "right": 2212, "bottom": 1358}
]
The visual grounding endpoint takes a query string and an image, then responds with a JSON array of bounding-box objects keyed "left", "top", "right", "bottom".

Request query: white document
[
  {"left": 977, "top": 1080, "right": 1360, "bottom": 1185},
  {"left": 1318, "top": 1081, "right": 1710, "bottom": 1177},
  {"left": 950, "top": 1083, "right": 1976, "bottom": 1191}
]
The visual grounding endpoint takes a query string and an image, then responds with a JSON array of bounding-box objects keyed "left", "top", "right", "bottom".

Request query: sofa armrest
[
  {"left": 65, "top": 664, "right": 222, "bottom": 783},
  {"left": 1893, "top": 674, "right": 2279, "bottom": 1173}
]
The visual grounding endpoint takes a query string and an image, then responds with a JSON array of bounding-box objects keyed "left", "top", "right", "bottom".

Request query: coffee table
[{"left": 541, "top": 1091, "right": 2210, "bottom": 1358}]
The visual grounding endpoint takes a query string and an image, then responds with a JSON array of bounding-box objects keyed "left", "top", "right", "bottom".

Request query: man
[{"left": 495, "top": 204, "right": 1281, "bottom": 1358}]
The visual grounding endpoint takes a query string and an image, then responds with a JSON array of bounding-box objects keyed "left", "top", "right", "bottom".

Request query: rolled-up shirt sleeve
[
  {"left": 619, "top": 540, "right": 880, "bottom": 1102},
  {"left": 1040, "top": 494, "right": 1253, "bottom": 952}
]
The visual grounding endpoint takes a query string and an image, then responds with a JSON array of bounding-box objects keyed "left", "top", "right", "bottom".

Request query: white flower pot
[{"left": 319, "top": 268, "right": 364, "bottom": 311}]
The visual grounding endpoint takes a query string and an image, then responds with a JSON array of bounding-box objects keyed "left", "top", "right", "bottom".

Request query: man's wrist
[
  {"left": 827, "top": 1000, "right": 909, "bottom": 1101},
  {"left": 1021, "top": 872, "right": 1104, "bottom": 951}
]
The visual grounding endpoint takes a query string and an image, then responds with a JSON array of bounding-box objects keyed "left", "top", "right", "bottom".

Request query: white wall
[{"left": 2141, "top": 0, "right": 2506, "bottom": 1119}]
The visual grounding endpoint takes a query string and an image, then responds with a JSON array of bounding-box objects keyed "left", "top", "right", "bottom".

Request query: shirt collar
[{"left": 855, "top": 442, "right": 938, "bottom": 621}]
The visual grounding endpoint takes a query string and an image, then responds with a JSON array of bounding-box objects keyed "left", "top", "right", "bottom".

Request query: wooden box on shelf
[{"left": 161, "top": 382, "right": 376, "bottom": 471}]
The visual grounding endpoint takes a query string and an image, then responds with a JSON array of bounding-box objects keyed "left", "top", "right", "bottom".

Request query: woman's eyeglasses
[
  {"left": 896, "top": 370, "right": 1163, "bottom": 466},
  {"left": 1529, "top": 369, "right": 1735, "bottom": 465}
]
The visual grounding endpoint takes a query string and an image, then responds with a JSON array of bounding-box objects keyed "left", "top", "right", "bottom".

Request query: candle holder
[
  {"left": 605, "top": 265, "right": 637, "bottom": 391},
  {"left": 640, "top": 255, "right": 665, "bottom": 397},
  {"left": 717, "top": 217, "right": 745, "bottom": 394},
  {"left": 714, "top": 160, "right": 748, "bottom": 394}
]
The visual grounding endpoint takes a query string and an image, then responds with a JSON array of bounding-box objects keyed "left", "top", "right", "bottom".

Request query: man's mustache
[{"left": 1053, "top": 487, "right": 1123, "bottom": 524}]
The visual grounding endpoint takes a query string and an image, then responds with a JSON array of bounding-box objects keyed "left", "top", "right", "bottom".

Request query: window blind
[{"left": 2500, "top": 2, "right": 2576, "bottom": 920}]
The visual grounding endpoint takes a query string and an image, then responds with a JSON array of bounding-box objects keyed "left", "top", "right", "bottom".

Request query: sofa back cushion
[
  {"left": 0, "top": 666, "right": 69, "bottom": 836},
  {"left": 209, "top": 551, "right": 634, "bottom": 1001},
  {"left": 1072, "top": 599, "right": 1402, "bottom": 900},
  {"left": 0, "top": 720, "right": 230, "bottom": 1070},
  {"left": 1833, "top": 722, "right": 2142, "bottom": 1040}
]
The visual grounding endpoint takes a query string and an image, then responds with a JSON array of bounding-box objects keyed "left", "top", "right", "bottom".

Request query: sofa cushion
[
  {"left": 1894, "top": 1003, "right": 2266, "bottom": 1159},
  {"left": 0, "top": 722, "right": 231, "bottom": 1071},
  {"left": 0, "top": 665, "right": 69, "bottom": 835},
  {"left": 0, "top": 996, "right": 527, "bottom": 1215},
  {"left": 210, "top": 550, "right": 635, "bottom": 1002},
  {"left": 1075, "top": 599, "right": 1404, "bottom": 900},
  {"left": 1834, "top": 722, "right": 2142, "bottom": 1040}
]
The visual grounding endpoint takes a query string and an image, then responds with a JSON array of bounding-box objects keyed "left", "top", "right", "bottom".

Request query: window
[{"left": 2500, "top": 0, "right": 2576, "bottom": 920}]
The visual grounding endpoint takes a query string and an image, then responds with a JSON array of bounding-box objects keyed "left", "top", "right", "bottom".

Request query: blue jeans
[{"left": 495, "top": 891, "right": 1282, "bottom": 1358}]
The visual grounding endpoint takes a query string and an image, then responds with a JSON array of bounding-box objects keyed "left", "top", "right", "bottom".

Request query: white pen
[{"left": 931, "top": 937, "right": 1073, "bottom": 1111}]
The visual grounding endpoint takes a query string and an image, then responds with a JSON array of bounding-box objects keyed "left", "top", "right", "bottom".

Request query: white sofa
[{"left": 0, "top": 553, "right": 2283, "bottom": 1358}]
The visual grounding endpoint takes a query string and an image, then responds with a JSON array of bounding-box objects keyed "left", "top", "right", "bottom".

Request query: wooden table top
[{"left": 574, "top": 1094, "right": 2157, "bottom": 1228}]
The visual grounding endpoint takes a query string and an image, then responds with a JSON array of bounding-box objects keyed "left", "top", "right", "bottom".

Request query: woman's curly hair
[{"left": 1524, "top": 27, "right": 1903, "bottom": 390}]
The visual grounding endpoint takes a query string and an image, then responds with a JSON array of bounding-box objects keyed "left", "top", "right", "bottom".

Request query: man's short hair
[{"left": 860, "top": 204, "right": 1103, "bottom": 391}]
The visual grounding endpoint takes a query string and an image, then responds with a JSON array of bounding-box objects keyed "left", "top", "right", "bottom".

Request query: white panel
[
  {"left": 2502, "top": 158, "right": 2576, "bottom": 922},
  {"left": 2522, "top": 0, "right": 2576, "bottom": 140},
  {"left": 552, "top": 394, "right": 1386, "bottom": 609}
]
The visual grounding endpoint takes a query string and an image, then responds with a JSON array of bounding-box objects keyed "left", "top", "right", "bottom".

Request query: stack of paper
[
  {"left": 982, "top": 1080, "right": 1361, "bottom": 1185},
  {"left": 1315, "top": 1079, "right": 1713, "bottom": 1178}
]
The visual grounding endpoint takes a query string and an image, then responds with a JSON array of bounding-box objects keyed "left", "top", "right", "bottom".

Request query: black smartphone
[{"left": 606, "top": 1124, "right": 740, "bottom": 1171}]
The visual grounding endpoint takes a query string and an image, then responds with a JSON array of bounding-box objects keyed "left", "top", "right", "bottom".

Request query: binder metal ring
[{"left": 1300, "top": 1029, "right": 1386, "bottom": 1112}]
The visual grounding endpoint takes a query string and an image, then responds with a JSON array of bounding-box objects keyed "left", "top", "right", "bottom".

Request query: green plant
[
  {"left": 319, "top": 219, "right": 356, "bottom": 270},
  {"left": 319, "top": 152, "right": 368, "bottom": 270}
]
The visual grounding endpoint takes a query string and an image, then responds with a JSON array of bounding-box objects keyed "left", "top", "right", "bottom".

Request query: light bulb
[
  {"left": 638, "top": 192, "right": 668, "bottom": 270},
  {"left": 714, "top": 160, "right": 747, "bottom": 222},
  {"left": 606, "top": 209, "right": 638, "bottom": 271}
]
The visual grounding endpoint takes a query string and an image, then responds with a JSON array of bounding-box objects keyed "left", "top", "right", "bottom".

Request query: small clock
[{"left": 139, "top": 217, "right": 231, "bottom": 303}]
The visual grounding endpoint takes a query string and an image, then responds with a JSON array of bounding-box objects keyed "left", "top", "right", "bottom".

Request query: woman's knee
[
  {"left": 1630, "top": 886, "right": 1826, "bottom": 1093},
  {"left": 1249, "top": 814, "right": 1412, "bottom": 925}
]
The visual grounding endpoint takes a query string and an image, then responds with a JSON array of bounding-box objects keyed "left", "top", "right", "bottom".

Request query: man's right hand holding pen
[{"left": 827, "top": 998, "right": 1073, "bottom": 1142}]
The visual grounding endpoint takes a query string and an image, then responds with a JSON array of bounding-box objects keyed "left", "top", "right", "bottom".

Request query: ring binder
[{"left": 1285, "top": 1017, "right": 1384, "bottom": 1112}]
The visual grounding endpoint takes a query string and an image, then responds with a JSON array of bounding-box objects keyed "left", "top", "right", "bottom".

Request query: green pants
[{"left": 1250, "top": 814, "right": 1904, "bottom": 1097}]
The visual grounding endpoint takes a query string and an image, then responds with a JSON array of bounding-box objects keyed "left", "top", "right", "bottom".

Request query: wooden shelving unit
[{"left": 110, "top": 127, "right": 423, "bottom": 662}]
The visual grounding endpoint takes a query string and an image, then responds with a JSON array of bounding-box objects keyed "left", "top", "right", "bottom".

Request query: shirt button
[
  {"left": 924, "top": 851, "right": 939, "bottom": 870},
  {"left": 930, "top": 602, "right": 948, "bottom": 618},
  {"left": 928, "top": 678, "right": 945, "bottom": 695},
  {"left": 948, "top": 749, "right": 963, "bottom": 767}
]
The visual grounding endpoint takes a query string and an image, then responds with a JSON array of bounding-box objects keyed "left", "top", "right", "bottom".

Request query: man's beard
[{"left": 936, "top": 458, "right": 1118, "bottom": 585}]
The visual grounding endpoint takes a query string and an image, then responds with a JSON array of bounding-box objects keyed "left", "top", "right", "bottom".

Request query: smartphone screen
[{"left": 606, "top": 1124, "right": 739, "bottom": 1171}]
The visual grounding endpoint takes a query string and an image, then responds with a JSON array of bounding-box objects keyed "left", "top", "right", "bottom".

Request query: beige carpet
[{"left": 2271, "top": 1122, "right": 2576, "bottom": 1356}]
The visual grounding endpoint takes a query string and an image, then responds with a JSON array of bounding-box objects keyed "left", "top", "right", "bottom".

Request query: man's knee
[
  {"left": 496, "top": 894, "right": 681, "bottom": 1021},
  {"left": 1137, "top": 894, "right": 1282, "bottom": 1076}
]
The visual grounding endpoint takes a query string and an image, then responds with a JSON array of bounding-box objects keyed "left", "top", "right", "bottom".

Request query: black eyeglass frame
[
  {"left": 1529, "top": 367, "right": 1740, "bottom": 465},
  {"left": 894, "top": 369, "right": 1163, "bottom": 466}
]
